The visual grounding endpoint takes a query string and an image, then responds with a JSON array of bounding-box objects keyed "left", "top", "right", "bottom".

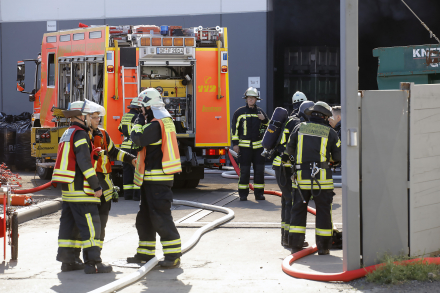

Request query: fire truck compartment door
[{"left": 195, "top": 49, "right": 230, "bottom": 147}]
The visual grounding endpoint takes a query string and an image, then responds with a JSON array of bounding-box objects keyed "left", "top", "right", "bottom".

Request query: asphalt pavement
[{"left": 0, "top": 172, "right": 434, "bottom": 293}]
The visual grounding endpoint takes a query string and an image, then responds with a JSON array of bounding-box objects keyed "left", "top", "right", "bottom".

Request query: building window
[
  {"left": 47, "top": 53, "right": 55, "bottom": 87},
  {"left": 73, "top": 33, "right": 85, "bottom": 41},
  {"left": 89, "top": 31, "right": 102, "bottom": 39},
  {"left": 46, "top": 36, "right": 57, "bottom": 43},
  {"left": 60, "top": 34, "right": 71, "bottom": 42}
]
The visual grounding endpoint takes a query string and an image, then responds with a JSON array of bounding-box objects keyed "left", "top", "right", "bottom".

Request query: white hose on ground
[{"left": 88, "top": 200, "right": 235, "bottom": 293}]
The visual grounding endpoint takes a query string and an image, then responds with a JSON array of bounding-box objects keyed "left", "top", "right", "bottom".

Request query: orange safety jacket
[
  {"left": 52, "top": 125, "right": 97, "bottom": 200},
  {"left": 134, "top": 118, "right": 182, "bottom": 186},
  {"left": 92, "top": 128, "right": 112, "bottom": 174}
]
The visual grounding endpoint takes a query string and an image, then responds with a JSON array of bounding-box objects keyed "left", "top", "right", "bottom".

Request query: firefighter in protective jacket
[
  {"left": 127, "top": 88, "right": 182, "bottom": 268},
  {"left": 118, "top": 99, "right": 142, "bottom": 200},
  {"left": 53, "top": 99, "right": 112, "bottom": 274},
  {"left": 273, "top": 100, "right": 314, "bottom": 248},
  {"left": 89, "top": 110, "right": 137, "bottom": 247},
  {"left": 286, "top": 101, "right": 341, "bottom": 255},
  {"left": 231, "top": 87, "right": 269, "bottom": 201}
]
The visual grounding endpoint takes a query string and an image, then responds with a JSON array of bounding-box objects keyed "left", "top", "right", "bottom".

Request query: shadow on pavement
[
  {"left": 52, "top": 270, "right": 121, "bottom": 293},
  {"left": 140, "top": 267, "right": 192, "bottom": 293}
]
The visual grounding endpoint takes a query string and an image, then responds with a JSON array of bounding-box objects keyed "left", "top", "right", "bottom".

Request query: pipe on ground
[{"left": 88, "top": 200, "right": 234, "bottom": 293}]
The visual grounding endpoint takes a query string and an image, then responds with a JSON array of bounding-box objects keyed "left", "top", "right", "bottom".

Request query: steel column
[{"left": 340, "top": 0, "right": 361, "bottom": 271}]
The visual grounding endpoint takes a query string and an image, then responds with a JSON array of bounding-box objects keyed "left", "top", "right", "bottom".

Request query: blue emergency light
[{"left": 160, "top": 26, "right": 169, "bottom": 36}]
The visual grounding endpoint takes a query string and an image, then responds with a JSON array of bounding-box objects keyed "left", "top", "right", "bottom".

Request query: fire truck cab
[{"left": 16, "top": 24, "right": 231, "bottom": 188}]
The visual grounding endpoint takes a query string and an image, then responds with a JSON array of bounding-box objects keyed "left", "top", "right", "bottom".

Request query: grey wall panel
[
  {"left": 0, "top": 23, "right": 3, "bottom": 112},
  {"left": 0, "top": 19, "right": 105, "bottom": 115},
  {"left": 222, "top": 12, "right": 268, "bottom": 117},
  {"left": 0, "top": 12, "right": 268, "bottom": 126},
  {"left": 361, "top": 90, "right": 409, "bottom": 267},
  {"left": 1, "top": 21, "right": 47, "bottom": 115},
  {"left": 409, "top": 83, "right": 440, "bottom": 256}
]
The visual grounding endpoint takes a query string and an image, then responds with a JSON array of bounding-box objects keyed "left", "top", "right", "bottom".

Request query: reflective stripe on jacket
[
  {"left": 53, "top": 125, "right": 100, "bottom": 203},
  {"left": 231, "top": 105, "right": 269, "bottom": 149},
  {"left": 286, "top": 120, "right": 341, "bottom": 190},
  {"left": 133, "top": 117, "right": 182, "bottom": 186}
]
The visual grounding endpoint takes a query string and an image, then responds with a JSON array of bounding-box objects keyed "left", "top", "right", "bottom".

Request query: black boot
[
  {"left": 318, "top": 249, "right": 330, "bottom": 255},
  {"left": 303, "top": 241, "right": 309, "bottom": 247},
  {"left": 282, "top": 230, "right": 289, "bottom": 247},
  {"left": 158, "top": 257, "right": 181, "bottom": 268},
  {"left": 255, "top": 194, "right": 265, "bottom": 200},
  {"left": 127, "top": 254, "right": 154, "bottom": 264},
  {"left": 61, "top": 261, "right": 85, "bottom": 272},
  {"left": 96, "top": 263, "right": 113, "bottom": 273},
  {"left": 291, "top": 246, "right": 304, "bottom": 254},
  {"left": 239, "top": 197, "right": 247, "bottom": 201},
  {"left": 84, "top": 263, "right": 97, "bottom": 274}
]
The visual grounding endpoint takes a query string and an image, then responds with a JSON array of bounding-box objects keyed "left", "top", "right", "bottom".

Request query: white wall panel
[
  {"left": 1, "top": 0, "right": 268, "bottom": 22},
  {"left": 409, "top": 83, "right": 440, "bottom": 256}
]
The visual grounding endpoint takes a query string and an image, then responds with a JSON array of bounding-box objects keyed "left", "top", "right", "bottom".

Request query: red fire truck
[{"left": 16, "top": 24, "right": 231, "bottom": 188}]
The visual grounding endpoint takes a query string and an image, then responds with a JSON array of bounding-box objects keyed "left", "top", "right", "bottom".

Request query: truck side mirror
[{"left": 17, "top": 62, "right": 25, "bottom": 92}]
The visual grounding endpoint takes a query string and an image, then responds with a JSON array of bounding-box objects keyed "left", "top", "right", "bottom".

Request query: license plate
[{"left": 157, "top": 48, "right": 184, "bottom": 54}]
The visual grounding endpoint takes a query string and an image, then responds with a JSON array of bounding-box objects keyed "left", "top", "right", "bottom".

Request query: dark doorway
[{"left": 272, "top": 0, "right": 440, "bottom": 111}]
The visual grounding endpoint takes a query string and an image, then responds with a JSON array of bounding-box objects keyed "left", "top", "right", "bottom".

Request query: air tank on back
[{"left": 261, "top": 107, "right": 289, "bottom": 159}]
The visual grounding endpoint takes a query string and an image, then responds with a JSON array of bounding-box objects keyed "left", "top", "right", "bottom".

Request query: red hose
[
  {"left": 228, "top": 149, "right": 440, "bottom": 282},
  {"left": 282, "top": 245, "right": 440, "bottom": 282},
  {"left": 13, "top": 181, "right": 57, "bottom": 194},
  {"left": 227, "top": 149, "right": 316, "bottom": 215}
]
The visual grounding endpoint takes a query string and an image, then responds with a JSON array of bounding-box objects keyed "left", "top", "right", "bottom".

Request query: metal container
[{"left": 373, "top": 44, "right": 440, "bottom": 90}]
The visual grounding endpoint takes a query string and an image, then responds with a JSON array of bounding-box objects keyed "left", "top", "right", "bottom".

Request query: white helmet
[
  {"left": 292, "top": 91, "right": 307, "bottom": 104},
  {"left": 243, "top": 87, "right": 261, "bottom": 100},
  {"left": 138, "top": 88, "right": 171, "bottom": 119},
  {"left": 138, "top": 88, "right": 164, "bottom": 107},
  {"left": 127, "top": 97, "right": 141, "bottom": 109},
  {"left": 63, "top": 99, "right": 105, "bottom": 118}
]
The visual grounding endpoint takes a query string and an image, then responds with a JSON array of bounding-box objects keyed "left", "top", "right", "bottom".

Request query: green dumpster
[{"left": 373, "top": 44, "right": 440, "bottom": 90}]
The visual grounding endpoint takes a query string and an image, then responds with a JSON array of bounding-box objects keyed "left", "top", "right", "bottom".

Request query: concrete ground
[{"left": 0, "top": 172, "right": 436, "bottom": 293}]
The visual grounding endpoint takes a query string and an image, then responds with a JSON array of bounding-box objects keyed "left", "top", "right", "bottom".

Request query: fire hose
[
  {"left": 226, "top": 149, "right": 440, "bottom": 282},
  {"left": 12, "top": 181, "right": 57, "bottom": 194}
]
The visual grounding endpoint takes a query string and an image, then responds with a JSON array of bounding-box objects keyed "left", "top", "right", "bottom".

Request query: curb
[{"left": 16, "top": 198, "right": 63, "bottom": 224}]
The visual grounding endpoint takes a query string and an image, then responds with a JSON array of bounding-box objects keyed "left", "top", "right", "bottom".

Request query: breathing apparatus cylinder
[{"left": 261, "top": 107, "right": 289, "bottom": 158}]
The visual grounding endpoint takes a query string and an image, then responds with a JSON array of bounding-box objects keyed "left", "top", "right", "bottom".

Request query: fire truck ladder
[{"left": 121, "top": 66, "right": 139, "bottom": 110}]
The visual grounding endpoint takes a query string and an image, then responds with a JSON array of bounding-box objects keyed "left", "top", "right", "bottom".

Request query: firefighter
[
  {"left": 89, "top": 110, "right": 137, "bottom": 247},
  {"left": 53, "top": 99, "right": 112, "bottom": 274},
  {"left": 286, "top": 101, "right": 341, "bottom": 255},
  {"left": 290, "top": 91, "right": 308, "bottom": 117},
  {"left": 127, "top": 88, "right": 182, "bottom": 268},
  {"left": 118, "top": 98, "right": 142, "bottom": 200},
  {"left": 231, "top": 87, "right": 269, "bottom": 201},
  {"left": 273, "top": 100, "right": 314, "bottom": 248},
  {"left": 329, "top": 106, "right": 342, "bottom": 139}
]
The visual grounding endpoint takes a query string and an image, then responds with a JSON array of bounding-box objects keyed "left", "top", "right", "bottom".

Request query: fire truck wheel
[
  {"left": 11, "top": 212, "right": 18, "bottom": 261},
  {"left": 185, "top": 179, "right": 200, "bottom": 188},
  {"left": 37, "top": 166, "right": 53, "bottom": 180},
  {"left": 172, "top": 180, "right": 185, "bottom": 189}
]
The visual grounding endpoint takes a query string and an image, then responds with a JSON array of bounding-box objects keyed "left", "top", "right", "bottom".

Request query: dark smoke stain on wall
[{"left": 273, "top": 0, "right": 440, "bottom": 108}]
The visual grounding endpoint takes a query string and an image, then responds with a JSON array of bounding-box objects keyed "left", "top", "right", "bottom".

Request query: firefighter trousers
[
  {"left": 134, "top": 184, "right": 181, "bottom": 260},
  {"left": 98, "top": 195, "right": 111, "bottom": 243},
  {"left": 57, "top": 202, "right": 102, "bottom": 265},
  {"left": 122, "top": 148, "right": 140, "bottom": 200},
  {"left": 238, "top": 147, "right": 265, "bottom": 198},
  {"left": 289, "top": 189, "right": 334, "bottom": 250},
  {"left": 274, "top": 166, "right": 293, "bottom": 238}
]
